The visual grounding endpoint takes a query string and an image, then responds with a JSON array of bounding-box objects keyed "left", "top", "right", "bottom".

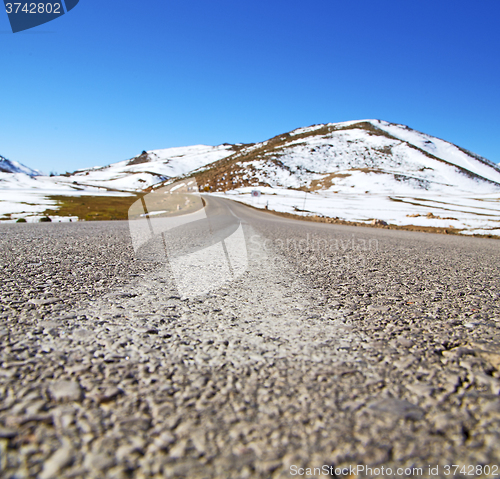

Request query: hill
[
  {"left": 0, "top": 154, "right": 42, "bottom": 176},
  {"left": 1, "top": 120, "right": 499, "bottom": 235}
]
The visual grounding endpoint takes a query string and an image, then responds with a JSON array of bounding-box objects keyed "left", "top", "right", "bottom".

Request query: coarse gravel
[{"left": 1, "top": 197, "right": 500, "bottom": 478}]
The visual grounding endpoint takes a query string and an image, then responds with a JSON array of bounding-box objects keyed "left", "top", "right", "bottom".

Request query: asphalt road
[{"left": 1, "top": 196, "right": 500, "bottom": 478}]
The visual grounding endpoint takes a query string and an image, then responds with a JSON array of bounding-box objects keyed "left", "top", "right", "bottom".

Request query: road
[{"left": 1, "top": 196, "right": 500, "bottom": 478}]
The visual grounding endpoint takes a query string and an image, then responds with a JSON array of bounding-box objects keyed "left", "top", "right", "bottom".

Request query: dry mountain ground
[{"left": 1, "top": 197, "right": 500, "bottom": 478}]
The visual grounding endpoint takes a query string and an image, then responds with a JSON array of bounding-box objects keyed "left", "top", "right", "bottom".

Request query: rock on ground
[{"left": 1, "top": 200, "right": 500, "bottom": 478}]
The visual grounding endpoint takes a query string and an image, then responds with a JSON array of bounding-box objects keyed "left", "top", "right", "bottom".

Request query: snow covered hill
[
  {"left": 192, "top": 120, "right": 500, "bottom": 194},
  {"left": 54, "top": 144, "right": 236, "bottom": 192},
  {"left": 0, "top": 145, "right": 236, "bottom": 221},
  {"left": 190, "top": 120, "right": 500, "bottom": 235},
  {"left": 1, "top": 120, "right": 499, "bottom": 235},
  {"left": 0, "top": 154, "right": 42, "bottom": 176}
]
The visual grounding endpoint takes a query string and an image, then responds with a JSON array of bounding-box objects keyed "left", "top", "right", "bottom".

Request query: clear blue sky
[{"left": 1, "top": 0, "right": 499, "bottom": 174}]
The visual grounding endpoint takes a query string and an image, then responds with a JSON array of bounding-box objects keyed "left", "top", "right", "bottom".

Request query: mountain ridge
[
  {"left": 174, "top": 119, "right": 500, "bottom": 194},
  {"left": 1, "top": 120, "right": 499, "bottom": 236},
  {"left": 0, "top": 154, "right": 42, "bottom": 176}
]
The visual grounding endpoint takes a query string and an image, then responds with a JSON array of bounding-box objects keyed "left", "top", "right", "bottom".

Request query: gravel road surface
[{"left": 1, "top": 196, "right": 500, "bottom": 478}]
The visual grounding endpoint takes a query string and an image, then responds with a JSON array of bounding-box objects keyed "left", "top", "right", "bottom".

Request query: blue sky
[{"left": 1, "top": 0, "right": 499, "bottom": 173}]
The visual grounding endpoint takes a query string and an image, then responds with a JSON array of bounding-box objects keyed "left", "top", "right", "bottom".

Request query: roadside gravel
[{"left": 1, "top": 200, "right": 500, "bottom": 478}]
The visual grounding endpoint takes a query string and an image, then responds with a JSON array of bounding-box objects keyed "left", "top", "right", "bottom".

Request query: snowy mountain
[
  {"left": 190, "top": 120, "right": 500, "bottom": 194},
  {"left": 0, "top": 145, "right": 236, "bottom": 222},
  {"left": 1, "top": 120, "right": 499, "bottom": 235},
  {"left": 0, "top": 154, "right": 42, "bottom": 176},
  {"left": 54, "top": 144, "right": 236, "bottom": 191},
  {"left": 187, "top": 120, "right": 500, "bottom": 236}
]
